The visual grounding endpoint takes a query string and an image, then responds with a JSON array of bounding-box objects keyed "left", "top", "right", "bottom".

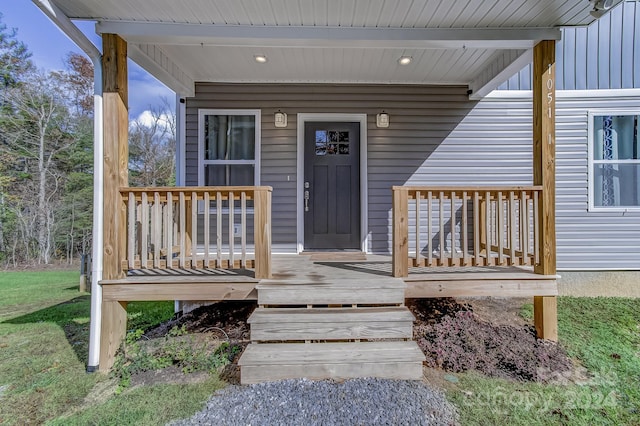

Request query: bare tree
[
  {"left": 129, "top": 98, "right": 176, "bottom": 187},
  {"left": 0, "top": 71, "right": 76, "bottom": 264}
]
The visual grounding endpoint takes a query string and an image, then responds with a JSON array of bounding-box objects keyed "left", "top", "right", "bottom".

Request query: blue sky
[{"left": 2, "top": 2, "right": 175, "bottom": 118}]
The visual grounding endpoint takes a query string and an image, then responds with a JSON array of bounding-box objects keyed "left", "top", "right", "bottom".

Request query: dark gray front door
[{"left": 304, "top": 122, "right": 360, "bottom": 249}]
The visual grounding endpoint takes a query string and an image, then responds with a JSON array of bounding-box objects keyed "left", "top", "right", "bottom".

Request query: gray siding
[
  {"left": 186, "top": 84, "right": 531, "bottom": 253},
  {"left": 186, "top": 84, "right": 536, "bottom": 255},
  {"left": 500, "top": 1, "right": 640, "bottom": 90}
]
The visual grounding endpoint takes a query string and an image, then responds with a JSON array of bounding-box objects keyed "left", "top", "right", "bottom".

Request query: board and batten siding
[{"left": 500, "top": 1, "right": 640, "bottom": 91}]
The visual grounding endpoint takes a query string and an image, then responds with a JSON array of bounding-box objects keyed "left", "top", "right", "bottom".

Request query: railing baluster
[
  {"left": 179, "top": 192, "right": 186, "bottom": 268},
  {"left": 216, "top": 191, "right": 222, "bottom": 268},
  {"left": 127, "top": 192, "right": 135, "bottom": 269},
  {"left": 462, "top": 191, "right": 468, "bottom": 265},
  {"left": 533, "top": 191, "right": 540, "bottom": 265},
  {"left": 509, "top": 191, "right": 516, "bottom": 265},
  {"left": 439, "top": 191, "right": 445, "bottom": 266},
  {"left": 166, "top": 192, "right": 173, "bottom": 268},
  {"left": 521, "top": 191, "right": 529, "bottom": 265},
  {"left": 191, "top": 191, "right": 198, "bottom": 268},
  {"left": 484, "top": 191, "right": 491, "bottom": 266},
  {"left": 204, "top": 191, "right": 210, "bottom": 268},
  {"left": 141, "top": 192, "right": 149, "bottom": 268},
  {"left": 473, "top": 191, "right": 479, "bottom": 266},
  {"left": 427, "top": 191, "right": 432, "bottom": 267},
  {"left": 450, "top": 191, "right": 456, "bottom": 266},
  {"left": 153, "top": 192, "right": 161, "bottom": 268},
  {"left": 229, "top": 191, "right": 235, "bottom": 268},
  {"left": 241, "top": 191, "right": 247, "bottom": 268},
  {"left": 497, "top": 191, "right": 504, "bottom": 265},
  {"left": 415, "top": 190, "right": 421, "bottom": 266}
]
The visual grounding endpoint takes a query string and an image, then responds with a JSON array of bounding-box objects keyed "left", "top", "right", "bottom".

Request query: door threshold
[{"left": 300, "top": 250, "right": 365, "bottom": 255}]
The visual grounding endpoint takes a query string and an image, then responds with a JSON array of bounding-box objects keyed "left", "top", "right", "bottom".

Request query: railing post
[
  {"left": 254, "top": 187, "right": 272, "bottom": 279},
  {"left": 533, "top": 40, "right": 558, "bottom": 341},
  {"left": 392, "top": 187, "right": 409, "bottom": 277}
]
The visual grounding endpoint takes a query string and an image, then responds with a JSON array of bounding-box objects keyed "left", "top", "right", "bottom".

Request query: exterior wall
[
  {"left": 185, "top": 84, "right": 640, "bottom": 270},
  {"left": 185, "top": 84, "right": 534, "bottom": 254},
  {"left": 500, "top": 1, "right": 640, "bottom": 91}
]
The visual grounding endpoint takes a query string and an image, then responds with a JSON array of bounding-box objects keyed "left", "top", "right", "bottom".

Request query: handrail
[
  {"left": 119, "top": 186, "right": 272, "bottom": 279},
  {"left": 392, "top": 186, "right": 542, "bottom": 277}
]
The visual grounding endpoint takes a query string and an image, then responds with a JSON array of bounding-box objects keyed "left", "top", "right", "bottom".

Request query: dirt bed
[
  {"left": 409, "top": 298, "right": 573, "bottom": 382},
  {"left": 141, "top": 298, "right": 572, "bottom": 385}
]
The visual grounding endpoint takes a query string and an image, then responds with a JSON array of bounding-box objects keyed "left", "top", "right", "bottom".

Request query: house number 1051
[{"left": 547, "top": 63, "right": 553, "bottom": 145}]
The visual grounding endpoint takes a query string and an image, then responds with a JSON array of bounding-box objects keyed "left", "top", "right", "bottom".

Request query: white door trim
[{"left": 296, "top": 113, "right": 368, "bottom": 253}]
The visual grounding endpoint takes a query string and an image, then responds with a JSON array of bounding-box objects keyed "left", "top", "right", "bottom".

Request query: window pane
[
  {"left": 593, "top": 115, "right": 639, "bottom": 160},
  {"left": 204, "top": 115, "right": 255, "bottom": 160},
  {"left": 593, "top": 163, "right": 640, "bottom": 207},
  {"left": 205, "top": 164, "right": 255, "bottom": 186}
]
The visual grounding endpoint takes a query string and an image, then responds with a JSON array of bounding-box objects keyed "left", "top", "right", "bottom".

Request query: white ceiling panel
[
  {"left": 158, "top": 44, "right": 502, "bottom": 85},
  {"left": 56, "top": 0, "right": 596, "bottom": 28},
  {"left": 46, "top": 0, "right": 611, "bottom": 95}
]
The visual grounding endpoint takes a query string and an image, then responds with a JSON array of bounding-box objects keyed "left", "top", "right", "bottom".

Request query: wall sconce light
[
  {"left": 376, "top": 112, "right": 389, "bottom": 128},
  {"left": 274, "top": 111, "right": 287, "bottom": 128}
]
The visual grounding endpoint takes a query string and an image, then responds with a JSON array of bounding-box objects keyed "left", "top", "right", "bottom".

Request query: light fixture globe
[{"left": 398, "top": 56, "right": 412, "bottom": 65}]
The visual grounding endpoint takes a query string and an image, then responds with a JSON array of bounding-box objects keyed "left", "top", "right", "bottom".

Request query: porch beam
[
  {"left": 128, "top": 43, "right": 195, "bottom": 97},
  {"left": 96, "top": 21, "right": 560, "bottom": 49},
  {"left": 468, "top": 49, "right": 532, "bottom": 100},
  {"left": 532, "top": 40, "right": 557, "bottom": 341},
  {"left": 100, "top": 33, "right": 129, "bottom": 371}
]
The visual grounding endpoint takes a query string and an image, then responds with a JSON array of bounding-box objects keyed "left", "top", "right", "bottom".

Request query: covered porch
[{"left": 32, "top": 0, "right": 599, "bottom": 380}]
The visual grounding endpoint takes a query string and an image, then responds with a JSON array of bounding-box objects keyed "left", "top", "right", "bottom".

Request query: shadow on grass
[{"left": 3, "top": 296, "right": 91, "bottom": 365}]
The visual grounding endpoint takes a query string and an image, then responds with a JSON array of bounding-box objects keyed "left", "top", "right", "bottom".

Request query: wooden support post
[
  {"left": 99, "top": 301, "right": 127, "bottom": 371},
  {"left": 254, "top": 188, "right": 272, "bottom": 279},
  {"left": 100, "top": 33, "right": 129, "bottom": 371},
  {"left": 392, "top": 187, "right": 409, "bottom": 277},
  {"left": 533, "top": 40, "right": 558, "bottom": 341}
]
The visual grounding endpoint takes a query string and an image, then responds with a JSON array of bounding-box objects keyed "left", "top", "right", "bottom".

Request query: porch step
[
  {"left": 256, "top": 278, "right": 406, "bottom": 305},
  {"left": 248, "top": 307, "right": 414, "bottom": 341},
  {"left": 238, "top": 341, "right": 425, "bottom": 384}
]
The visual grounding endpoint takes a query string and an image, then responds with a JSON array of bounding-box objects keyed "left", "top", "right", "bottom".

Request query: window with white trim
[
  {"left": 589, "top": 111, "right": 640, "bottom": 210},
  {"left": 198, "top": 109, "right": 260, "bottom": 186}
]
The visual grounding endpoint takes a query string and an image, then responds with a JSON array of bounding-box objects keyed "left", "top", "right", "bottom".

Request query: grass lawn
[
  {"left": 1, "top": 270, "right": 638, "bottom": 425},
  {"left": 444, "top": 297, "right": 640, "bottom": 425},
  {"left": 0, "top": 270, "right": 223, "bottom": 426}
]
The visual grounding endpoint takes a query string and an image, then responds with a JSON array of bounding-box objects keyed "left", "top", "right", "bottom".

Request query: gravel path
[{"left": 172, "top": 378, "right": 458, "bottom": 426}]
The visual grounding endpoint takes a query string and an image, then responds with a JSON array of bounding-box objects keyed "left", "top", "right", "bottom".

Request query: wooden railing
[
  {"left": 120, "top": 186, "right": 272, "bottom": 279},
  {"left": 392, "top": 186, "right": 542, "bottom": 277}
]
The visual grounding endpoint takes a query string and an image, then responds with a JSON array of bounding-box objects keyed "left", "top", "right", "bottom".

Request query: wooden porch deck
[
  {"left": 101, "top": 253, "right": 558, "bottom": 301},
  {"left": 100, "top": 253, "right": 556, "bottom": 383}
]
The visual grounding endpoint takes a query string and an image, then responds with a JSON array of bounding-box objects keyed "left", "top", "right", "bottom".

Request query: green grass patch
[
  {"left": 48, "top": 377, "right": 225, "bottom": 426},
  {"left": 0, "top": 271, "right": 221, "bottom": 426},
  {"left": 446, "top": 297, "right": 640, "bottom": 425},
  {"left": 0, "top": 271, "right": 82, "bottom": 320},
  {"left": 127, "top": 301, "right": 175, "bottom": 331}
]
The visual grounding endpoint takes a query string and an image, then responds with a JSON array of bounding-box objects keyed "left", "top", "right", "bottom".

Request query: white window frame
[
  {"left": 588, "top": 109, "right": 640, "bottom": 212},
  {"left": 198, "top": 109, "right": 261, "bottom": 186}
]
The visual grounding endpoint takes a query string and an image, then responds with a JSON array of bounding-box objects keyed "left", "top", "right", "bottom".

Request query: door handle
[{"left": 304, "top": 190, "right": 310, "bottom": 212}]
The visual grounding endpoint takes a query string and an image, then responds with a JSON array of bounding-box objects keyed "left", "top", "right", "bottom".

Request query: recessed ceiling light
[
  {"left": 398, "top": 56, "right": 412, "bottom": 65},
  {"left": 255, "top": 55, "right": 268, "bottom": 63}
]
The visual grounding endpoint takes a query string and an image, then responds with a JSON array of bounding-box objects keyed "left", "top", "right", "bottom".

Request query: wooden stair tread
[
  {"left": 248, "top": 307, "right": 414, "bottom": 324},
  {"left": 256, "top": 278, "right": 406, "bottom": 290},
  {"left": 239, "top": 341, "right": 425, "bottom": 365}
]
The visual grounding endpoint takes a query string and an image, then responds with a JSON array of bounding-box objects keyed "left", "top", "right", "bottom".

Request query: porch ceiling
[{"left": 50, "top": 0, "right": 597, "bottom": 97}]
